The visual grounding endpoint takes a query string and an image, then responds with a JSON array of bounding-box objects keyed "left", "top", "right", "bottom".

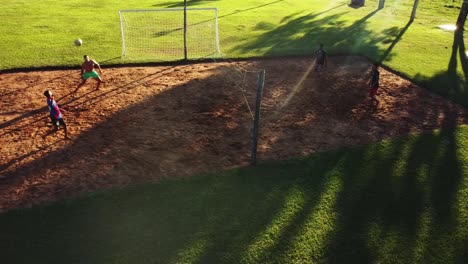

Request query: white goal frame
[{"left": 119, "top": 8, "right": 221, "bottom": 60}]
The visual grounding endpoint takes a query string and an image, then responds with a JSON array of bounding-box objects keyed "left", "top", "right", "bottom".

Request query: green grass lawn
[
  {"left": 1, "top": 0, "right": 467, "bottom": 105},
  {"left": 1, "top": 125, "right": 467, "bottom": 263},
  {"left": 1, "top": 1, "right": 467, "bottom": 263}
]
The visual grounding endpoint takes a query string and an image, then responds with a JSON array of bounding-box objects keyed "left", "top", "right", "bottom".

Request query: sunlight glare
[
  {"left": 438, "top": 24, "right": 457, "bottom": 31},
  {"left": 280, "top": 63, "right": 314, "bottom": 109}
]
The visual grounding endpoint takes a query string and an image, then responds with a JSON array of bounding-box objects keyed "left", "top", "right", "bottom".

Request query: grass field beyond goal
[{"left": 1, "top": 0, "right": 467, "bottom": 105}]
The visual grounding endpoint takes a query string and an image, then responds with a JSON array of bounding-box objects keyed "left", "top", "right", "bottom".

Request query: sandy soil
[{"left": 0, "top": 56, "right": 467, "bottom": 212}]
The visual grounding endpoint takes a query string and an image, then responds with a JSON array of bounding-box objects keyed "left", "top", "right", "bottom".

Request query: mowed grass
[
  {"left": 1, "top": 125, "right": 467, "bottom": 263},
  {"left": 1, "top": 1, "right": 468, "bottom": 263},
  {"left": 1, "top": 0, "right": 467, "bottom": 105}
]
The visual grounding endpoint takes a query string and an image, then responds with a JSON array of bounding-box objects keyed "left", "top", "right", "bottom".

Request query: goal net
[{"left": 119, "top": 8, "right": 221, "bottom": 61}]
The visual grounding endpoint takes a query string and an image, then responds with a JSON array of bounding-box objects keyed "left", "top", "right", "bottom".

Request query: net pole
[
  {"left": 183, "top": 0, "right": 188, "bottom": 60},
  {"left": 251, "top": 69, "right": 265, "bottom": 166},
  {"left": 215, "top": 8, "right": 220, "bottom": 54},
  {"left": 119, "top": 11, "right": 126, "bottom": 58}
]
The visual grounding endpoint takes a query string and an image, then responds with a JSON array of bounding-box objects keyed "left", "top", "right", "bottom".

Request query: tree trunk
[{"left": 456, "top": 0, "right": 468, "bottom": 31}]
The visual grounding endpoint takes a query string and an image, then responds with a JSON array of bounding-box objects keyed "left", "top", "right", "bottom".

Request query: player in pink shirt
[{"left": 44, "top": 90, "right": 69, "bottom": 139}]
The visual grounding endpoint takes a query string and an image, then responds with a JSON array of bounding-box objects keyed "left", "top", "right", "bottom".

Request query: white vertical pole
[
  {"left": 184, "top": 0, "right": 188, "bottom": 60},
  {"left": 119, "top": 11, "right": 126, "bottom": 58},
  {"left": 215, "top": 8, "right": 220, "bottom": 54}
]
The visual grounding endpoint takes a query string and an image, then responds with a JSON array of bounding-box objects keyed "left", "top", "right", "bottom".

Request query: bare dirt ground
[{"left": 1, "top": 56, "right": 467, "bottom": 212}]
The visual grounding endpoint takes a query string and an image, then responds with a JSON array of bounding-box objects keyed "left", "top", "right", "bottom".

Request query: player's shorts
[
  {"left": 83, "top": 71, "right": 100, "bottom": 80},
  {"left": 369, "top": 86, "right": 379, "bottom": 97},
  {"left": 50, "top": 117, "right": 66, "bottom": 128}
]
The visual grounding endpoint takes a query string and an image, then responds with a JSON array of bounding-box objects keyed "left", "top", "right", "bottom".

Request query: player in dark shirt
[
  {"left": 368, "top": 63, "right": 380, "bottom": 104},
  {"left": 314, "top": 43, "right": 327, "bottom": 73}
]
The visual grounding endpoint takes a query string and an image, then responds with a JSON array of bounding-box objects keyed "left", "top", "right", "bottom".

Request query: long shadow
[
  {"left": 154, "top": 0, "right": 222, "bottom": 8},
  {"left": 59, "top": 66, "right": 179, "bottom": 109},
  {"left": 154, "top": 0, "right": 282, "bottom": 14},
  {"left": 453, "top": 29, "right": 468, "bottom": 78},
  {"left": 324, "top": 138, "right": 409, "bottom": 262},
  {"left": 2, "top": 120, "right": 466, "bottom": 263},
  {"left": 233, "top": 8, "right": 391, "bottom": 60},
  {"left": 380, "top": 19, "right": 413, "bottom": 63},
  {"left": 0, "top": 61, "right": 466, "bottom": 262},
  {"left": 321, "top": 92, "right": 467, "bottom": 262},
  {"left": 258, "top": 150, "right": 370, "bottom": 263},
  {"left": 150, "top": 0, "right": 286, "bottom": 38},
  {"left": 0, "top": 66, "right": 179, "bottom": 137},
  {"left": 0, "top": 63, "right": 345, "bottom": 263},
  {"left": 0, "top": 64, "right": 253, "bottom": 203},
  {"left": 414, "top": 29, "right": 468, "bottom": 107},
  {"left": 0, "top": 140, "right": 60, "bottom": 176},
  {"left": 346, "top": 8, "right": 380, "bottom": 33},
  {"left": 0, "top": 56, "right": 467, "bottom": 263},
  {"left": 0, "top": 107, "right": 47, "bottom": 131},
  {"left": 191, "top": 153, "right": 344, "bottom": 263},
  {"left": 0, "top": 152, "right": 346, "bottom": 263},
  {"left": 0, "top": 70, "right": 77, "bottom": 131}
]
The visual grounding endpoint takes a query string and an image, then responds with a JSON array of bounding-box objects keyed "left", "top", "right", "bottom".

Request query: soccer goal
[{"left": 119, "top": 8, "right": 221, "bottom": 61}]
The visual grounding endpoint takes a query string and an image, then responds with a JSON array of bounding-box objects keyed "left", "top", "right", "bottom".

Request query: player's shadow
[
  {"left": 0, "top": 140, "right": 59, "bottom": 176},
  {"left": 0, "top": 107, "right": 47, "bottom": 131}
]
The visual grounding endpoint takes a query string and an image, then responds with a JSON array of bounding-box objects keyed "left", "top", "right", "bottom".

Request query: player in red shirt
[{"left": 44, "top": 90, "right": 69, "bottom": 139}]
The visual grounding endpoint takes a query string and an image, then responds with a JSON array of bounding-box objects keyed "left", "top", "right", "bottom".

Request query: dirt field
[{"left": 1, "top": 56, "right": 467, "bottom": 212}]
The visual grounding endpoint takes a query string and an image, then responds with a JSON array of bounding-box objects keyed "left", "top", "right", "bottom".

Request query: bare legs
[
  {"left": 96, "top": 76, "right": 103, "bottom": 90},
  {"left": 75, "top": 77, "right": 103, "bottom": 92},
  {"left": 45, "top": 120, "right": 69, "bottom": 140}
]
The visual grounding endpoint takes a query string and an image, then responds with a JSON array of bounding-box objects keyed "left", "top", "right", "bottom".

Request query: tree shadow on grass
[
  {"left": 414, "top": 29, "right": 468, "bottom": 107},
  {"left": 379, "top": 19, "right": 413, "bottom": 63},
  {"left": 231, "top": 8, "right": 393, "bottom": 60},
  {"left": 153, "top": 0, "right": 284, "bottom": 13},
  {"left": 154, "top": 0, "right": 222, "bottom": 8},
  {"left": 0, "top": 62, "right": 349, "bottom": 263},
  {"left": 0, "top": 61, "right": 466, "bottom": 263},
  {"left": 0, "top": 151, "right": 347, "bottom": 263},
  {"left": 0, "top": 122, "right": 466, "bottom": 263},
  {"left": 322, "top": 106, "right": 467, "bottom": 263}
]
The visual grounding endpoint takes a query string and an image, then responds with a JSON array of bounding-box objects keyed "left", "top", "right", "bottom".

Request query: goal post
[{"left": 119, "top": 8, "right": 221, "bottom": 61}]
